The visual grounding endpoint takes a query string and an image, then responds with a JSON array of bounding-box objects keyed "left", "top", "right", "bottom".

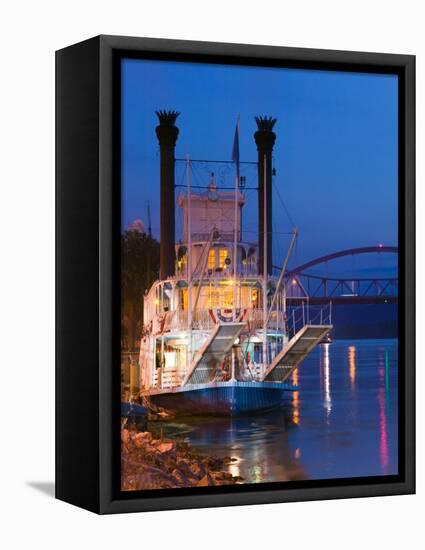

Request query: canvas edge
[
  {"left": 55, "top": 35, "right": 102, "bottom": 513},
  {"left": 91, "top": 35, "right": 415, "bottom": 514}
]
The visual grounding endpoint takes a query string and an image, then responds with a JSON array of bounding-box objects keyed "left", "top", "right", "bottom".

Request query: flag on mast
[{"left": 232, "top": 115, "right": 240, "bottom": 182}]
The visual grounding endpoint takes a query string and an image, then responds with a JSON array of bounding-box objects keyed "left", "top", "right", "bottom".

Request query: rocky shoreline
[{"left": 121, "top": 427, "right": 243, "bottom": 491}]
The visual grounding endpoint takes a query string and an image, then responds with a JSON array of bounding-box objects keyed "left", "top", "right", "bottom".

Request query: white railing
[
  {"left": 152, "top": 307, "right": 298, "bottom": 334},
  {"left": 148, "top": 302, "right": 333, "bottom": 390},
  {"left": 285, "top": 302, "right": 333, "bottom": 339},
  {"left": 148, "top": 302, "right": 332, "bottom": 341},
  {"left": 176, "top": 263, "right": 259, "bottom": 279}
]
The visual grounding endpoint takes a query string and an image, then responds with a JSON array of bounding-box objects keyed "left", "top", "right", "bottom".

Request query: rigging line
[
  {"left": 275, "top": 217, "right": 284, "bottom": 271},
  {"left": 189, "top": 161, "right": 203, "bottom": 189},
  {"left": 176, "top": 165, "right": 258, "bottom": 191},
  {"left": 272, "top": 194, "right": 286, "bottom": 268},
  {"left": 200, "top": 207, "right": 293, "bottom": 238},
  {"left": 177, "top": 161, "right": 186, "bottom": 190},
  {"left": 273, "top": 181, "right": 296, "bottom": 229},
  {"left": 176, "top": 158, "right": 258, "bottom": 165},
  {"left": 192, "top": 159, "right": 233, "bottom": 187},
  {"left": 175, "top": 165, "right": 187, "bottom": 240},
  {"left": 188, "top": 159, "right": 200, "bottom": 185},
  {"left": 191, "top": 162, "right": 221, "bottom": 192},
  {"left": 175, "top": 184, "right": 258, "bottom": 190}
]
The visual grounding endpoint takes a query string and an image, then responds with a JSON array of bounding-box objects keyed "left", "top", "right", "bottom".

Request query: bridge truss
[{"left": 276, "top": 246, "right": 399, "bottom": 305}]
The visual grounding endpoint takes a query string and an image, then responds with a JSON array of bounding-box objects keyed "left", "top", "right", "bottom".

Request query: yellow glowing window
[
  {"left": 209, "top": 290, "right": 220, "bottom": 308},
  {"left": 208, "top": 249, "right": 215, "bottom": 270},
  {"left": 219, "top": 248, "right": 228, "bottom": 268},
  {"left": 178, "top": 256, "right": 186, "bottom": 273}
]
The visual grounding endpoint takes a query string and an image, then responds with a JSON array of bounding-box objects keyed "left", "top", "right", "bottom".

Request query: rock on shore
[{"left": 121, "top": 428, "right": 243, "bottom": 491}]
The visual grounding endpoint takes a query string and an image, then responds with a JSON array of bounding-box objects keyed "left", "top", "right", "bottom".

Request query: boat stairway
[
  {"left": 261, "top": 324, "right": 332, "bottom": 383},
  {"left": 183, "top": 322, "right": 246, "bottom": 385}
]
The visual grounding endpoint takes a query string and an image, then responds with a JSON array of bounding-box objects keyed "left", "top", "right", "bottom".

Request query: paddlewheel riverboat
[{"left": 138, "top": 111, "right": 332, "bottom": 415}]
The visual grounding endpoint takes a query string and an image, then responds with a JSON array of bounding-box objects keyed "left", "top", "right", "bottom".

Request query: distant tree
[{"left": 121, "top": 229, "right": 159, "bottom": 351}]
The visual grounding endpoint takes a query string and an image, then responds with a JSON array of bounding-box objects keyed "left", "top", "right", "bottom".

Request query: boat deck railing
[
  {"left": 149, "top": 302, "right": 333, "bottom": 390},
  {"left": 162, "top": 307, "right": 289, "bottom": 333},
  {"left": 162, "top": 303, "right": 332, "bottom": 335},
  {"left": 176, "top": 263, "right": 259, "bottom": 279},
  {"left": 151, "top": 364, "right": 267, "bottom": 389},
  {"left": 286, "top": 302, "right": 333, "bottom": 340}
]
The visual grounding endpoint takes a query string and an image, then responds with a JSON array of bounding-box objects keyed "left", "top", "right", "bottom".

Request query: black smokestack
[
  {"left": 254, "top": 116, "right": 276, "bottom": 276},
  {"left": 155, "top": 110, "right": 180, "bottom": 279}
]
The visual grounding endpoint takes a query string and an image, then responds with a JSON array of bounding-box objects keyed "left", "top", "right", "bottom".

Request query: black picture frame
[{"left": 56, "top": 35, "right": 415, "bottom": 514}]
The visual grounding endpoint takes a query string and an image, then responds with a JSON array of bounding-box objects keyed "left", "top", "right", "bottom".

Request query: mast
[
  {"left": 191, "top": 229, "right": 215, "bottom": 319},
  {"left": 262, "top": 153, "right": 268, "bottom": 371},
  {"left": 232, "top": 115, "right": 240, "bottom": 321},
  {"left": 233, "top": 174, "right": 238, "bottom": 321},
  {"left": 187, "top": 156, "right": 193, "bottom": 369},
  {"left": 265, "top": 228, "right": 298, "bottom": 328}
]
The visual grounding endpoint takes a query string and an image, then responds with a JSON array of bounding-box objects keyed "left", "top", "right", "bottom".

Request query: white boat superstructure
[{"left": 137, "top": 111, "right": 332, "bottom": 415}]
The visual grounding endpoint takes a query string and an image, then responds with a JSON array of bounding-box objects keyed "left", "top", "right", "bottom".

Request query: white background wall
[{"left": 1, "top": 1, "right": 422, "bottom": 548}]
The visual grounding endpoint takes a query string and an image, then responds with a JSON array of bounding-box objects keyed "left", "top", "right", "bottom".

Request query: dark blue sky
[{"left": 121, "top": 58, "right": 398, "bottom": 276}]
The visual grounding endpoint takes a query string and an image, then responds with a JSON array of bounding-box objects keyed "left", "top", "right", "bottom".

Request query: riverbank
[{"left": 121, "top": 427, "right": 243, "bottom": 491}]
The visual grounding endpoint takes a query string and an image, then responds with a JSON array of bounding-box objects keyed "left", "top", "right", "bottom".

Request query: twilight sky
[{"left": 121, "top": 58, "right": 398, "bottom": 276}]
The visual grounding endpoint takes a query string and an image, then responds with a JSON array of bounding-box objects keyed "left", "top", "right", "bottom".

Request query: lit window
[
  {"left": 219, "top": 248, "right": 228, "bottom": 268},
  {"left": 208, "top": 249, "right": 215, "bottom": 269}
]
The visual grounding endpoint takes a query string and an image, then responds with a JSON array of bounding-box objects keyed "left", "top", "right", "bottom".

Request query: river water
[{"left": 157, "top": 339, "right": 398, "bottom": 483}]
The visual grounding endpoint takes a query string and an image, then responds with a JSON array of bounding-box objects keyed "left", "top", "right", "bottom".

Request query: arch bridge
[{"left": 275, "top": 246, "right": 398, "bottom": 305}]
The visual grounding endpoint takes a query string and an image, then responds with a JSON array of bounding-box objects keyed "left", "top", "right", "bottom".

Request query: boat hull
[{"left": 147, "top": 381, "right": 295, "bottom": 416}]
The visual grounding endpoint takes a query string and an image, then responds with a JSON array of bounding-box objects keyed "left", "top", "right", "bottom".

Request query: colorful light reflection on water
[
  {"left": 349, "top": 345, "right": 356, "bottom": 389},
  {"left": 322, "top": 343, "right": 332, "bottom": 418},
  {"left": 159, "top": 339, "right": 398, "bottom": 484}
]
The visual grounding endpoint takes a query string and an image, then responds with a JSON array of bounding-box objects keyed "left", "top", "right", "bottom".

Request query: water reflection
[
  {"left": 166, "top": 411, "right": 306, "bottom": 483},
  {"left": 349, "top": 345, "right": 356, "bottom": 389},
  {"left": 227, "top": 454, "right": 241, "bottom": 479},
  {"left": 322, "top": 343, "right": 332, "bottom": 417},
  {"left": 378, "top": 386, "right": 389, "bottom": 473},
  {"left": 378, "top": 347, "right": 389, "bottom": 474},
  {"left": 385, "top": 350, "right": 390, "bottom": 393},
  {"left": 159, "top": 340, "right": 398, "bottom": 483},
  {"left": 291, "top": 368, "right": 300, "bottom": 426}
]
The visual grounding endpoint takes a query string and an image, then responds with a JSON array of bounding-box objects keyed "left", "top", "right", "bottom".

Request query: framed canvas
[{"left": 56, "top": 35, "right": 415, "bottom": 514}]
